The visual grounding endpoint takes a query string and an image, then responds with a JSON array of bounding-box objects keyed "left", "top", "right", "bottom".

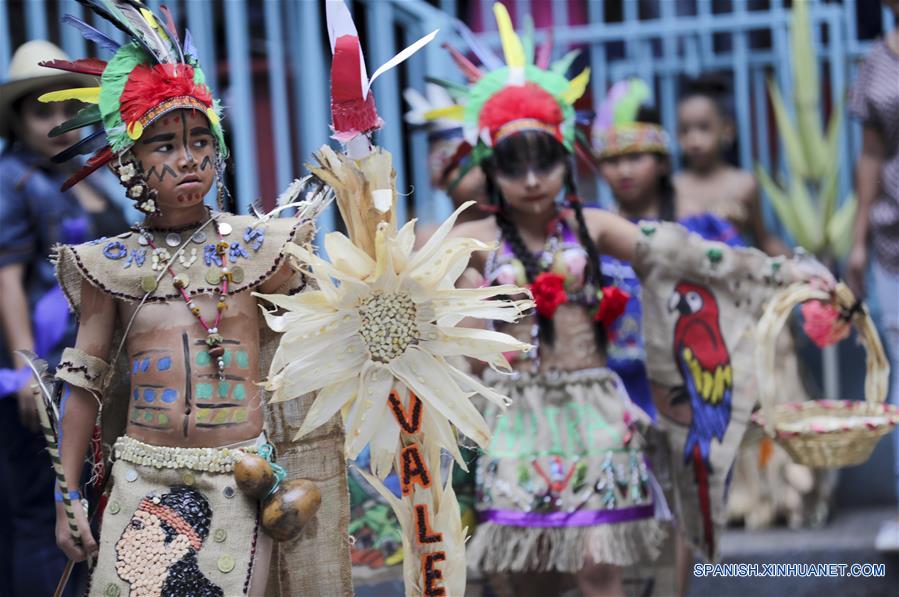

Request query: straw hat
[{"left": 0, "top": 40, "right": 97, "bottom": 139}]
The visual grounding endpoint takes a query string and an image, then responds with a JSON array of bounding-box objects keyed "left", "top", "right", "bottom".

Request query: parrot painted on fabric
[{"left": 668, "top": 281, "right": 732, "bottom": 557}]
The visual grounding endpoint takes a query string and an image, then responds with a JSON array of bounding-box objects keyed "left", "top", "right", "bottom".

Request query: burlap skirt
[
  {"left": 88, "top": 435, "right": 272, "bottom": 597},
  {"left": 468, "top": 368, "right": 667, "bottom": 573}
]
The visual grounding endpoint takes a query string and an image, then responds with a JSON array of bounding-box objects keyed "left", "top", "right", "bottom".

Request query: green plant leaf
[
  {"left": 756, "top": 165, "right": 801, "bottom": 244},
  {"left": 826, "top": 195, "right": 857, "bottom": 258},
  {"left": 819, "top": 156, "right": 840, "bottom": 225},
  {"left": 823, "top": 99, "right": 845, "bottom": 193},
  {"left": 788, "top": 176, "right": 824, "bottom": 253},
  {"left": 791, "top": 0, "right": 819, "bottom": 107},
  {"left": 791, "top": 0, "right": 827, "bottom": 178},
  {"left": 768, "top": 78, "right": 809, "bottom": 179}
]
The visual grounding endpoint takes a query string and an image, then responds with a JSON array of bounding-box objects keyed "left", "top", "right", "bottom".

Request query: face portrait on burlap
[{"left": 115, "top": 486, "right": 223, "bottom": 597}]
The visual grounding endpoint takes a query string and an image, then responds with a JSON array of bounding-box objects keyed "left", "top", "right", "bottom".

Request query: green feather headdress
[
  {"left": 37, "top": 0, "right": 227, "bottom": 190},
  {"left": 425, "top": 3, "right": 590, "bottom": 169}
]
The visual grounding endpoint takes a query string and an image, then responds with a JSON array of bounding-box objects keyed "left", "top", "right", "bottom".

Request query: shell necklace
[{"left": 141, "top": 220, "right": 232, "bottom": 379}]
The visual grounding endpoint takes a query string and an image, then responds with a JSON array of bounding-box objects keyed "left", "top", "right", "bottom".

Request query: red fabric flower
[
  {"left": 531, "top": 272, "right": 568, "bottom": 319},
  {"left": 800, "top": 300, "right": 851, "bottom": 348},
  {"left": 594, "top": 285, "right": 630, "bottom": 327},
  {"left": 119, "top": 63, "right": 213, "bottom": 126}
]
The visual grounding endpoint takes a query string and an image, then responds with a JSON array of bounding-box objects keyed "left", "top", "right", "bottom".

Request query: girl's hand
[
  {"left": 55, "top": 499, "right": 97, "bottom": 562},
  {"left": 785, "top": 252, "right": 836, "bottom": 291}
]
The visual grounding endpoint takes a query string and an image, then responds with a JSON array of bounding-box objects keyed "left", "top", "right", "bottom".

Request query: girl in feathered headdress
[
  {"left": 430, "top": 6, "right": 837, "bottom": 593},
  {"left": 592, "top": 78, "right": 744, "bottom": 420},
  {"left": 428, "top": 6, "right": 668, "bottom": 594}
]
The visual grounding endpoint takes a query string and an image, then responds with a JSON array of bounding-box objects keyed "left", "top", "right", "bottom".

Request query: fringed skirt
[{"left": 468, "top": 368, "right": 668, "bottom": 573}]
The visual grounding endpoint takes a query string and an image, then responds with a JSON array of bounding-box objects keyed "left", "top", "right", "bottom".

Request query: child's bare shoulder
[{"left": 725, "top": 167, "right": 759, "bottom": 201}]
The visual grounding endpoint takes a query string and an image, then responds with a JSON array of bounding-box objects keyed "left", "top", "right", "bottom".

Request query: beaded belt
[{"left": 113, "top": 435, "right": 261, "bottom": 473}]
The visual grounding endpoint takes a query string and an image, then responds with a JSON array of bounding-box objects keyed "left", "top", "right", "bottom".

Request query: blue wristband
[{"left": 54, "top": 489, "right": 81, "bottom": 503}]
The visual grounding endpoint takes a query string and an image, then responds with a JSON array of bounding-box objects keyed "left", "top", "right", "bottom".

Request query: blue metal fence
[{"left": 1, "top": 0, "right": 892, "bottom": 233}]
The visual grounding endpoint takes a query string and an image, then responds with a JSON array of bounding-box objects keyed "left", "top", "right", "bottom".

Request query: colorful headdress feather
[
  {"left": 39, "top": 0, "right": 226, "bottom": 190},
  {"left": 427, "top": 2, "right": 590, "bottom": 167},
  {"left": 592, "top": 78, "right": 670, "bottom": 160},
  {"left": 326, "top": 0, "right": 437, "bottom": 150}
]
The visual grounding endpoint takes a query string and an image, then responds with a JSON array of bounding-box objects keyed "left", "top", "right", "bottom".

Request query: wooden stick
[{"left": 53, "top": 560, "right": 75, "bottom": 597}]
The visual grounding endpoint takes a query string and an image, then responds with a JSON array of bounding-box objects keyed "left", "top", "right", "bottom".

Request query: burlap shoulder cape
[
  {"left": 53, "top": 212, "right": 352, "bottom": 596},
  {"left": 632, "top": 221, "right": 802, "bottom": 563}
]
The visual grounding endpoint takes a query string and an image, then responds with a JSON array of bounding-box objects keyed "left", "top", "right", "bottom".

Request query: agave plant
[{"left": 756, "top": 0, "right": 856, "bottom": 260}]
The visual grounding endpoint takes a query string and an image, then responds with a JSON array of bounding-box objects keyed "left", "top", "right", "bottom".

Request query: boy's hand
[{"left": 55, "top": 500, "right": 97, "bottom": 562}]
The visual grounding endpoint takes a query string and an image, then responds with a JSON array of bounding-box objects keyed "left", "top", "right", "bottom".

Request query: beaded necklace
[{"left": 140, "top": 220, "right": 231, "bottom": 380}]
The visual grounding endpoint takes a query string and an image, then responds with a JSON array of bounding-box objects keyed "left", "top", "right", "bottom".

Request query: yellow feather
[
  {"left": 140, "top": 8, "right": 170, "bottom": 43},
  {"left": 424, "top": 105, "right": 465, "bottom": 122},
  {"left": 683, "top": 348, "right": 703, "bottom": 392},
  {"left": 38, "top": 87, "right": 101, "bottom": 104},
  {"left": 702, "top": 370, "right": 714, "bottom": 401},
  {"left": 493, "top": 3, "right": 525, "bottom": 68},
  {"left": 712, "top": 367, "right": 724, "bottom": 404},
  {"left": 140, "top": 8, "right": 158, "bottom": 29},
  {"left": 561, "top": 68, "right": 591, "bottom": 105}
]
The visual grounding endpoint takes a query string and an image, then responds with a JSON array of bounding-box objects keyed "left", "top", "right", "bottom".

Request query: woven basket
[{"left": 752, "top": 283, "right": 897, "bottom": 468}]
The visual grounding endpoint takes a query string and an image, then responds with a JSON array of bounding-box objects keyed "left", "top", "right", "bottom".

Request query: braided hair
[{"left": 484, "top": 129, "right": 607, "bottom": 351}]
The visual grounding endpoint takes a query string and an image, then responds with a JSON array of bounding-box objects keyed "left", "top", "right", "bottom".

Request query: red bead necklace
[{"left": 143, "top": 222, "right": 231, "bottom": 378}]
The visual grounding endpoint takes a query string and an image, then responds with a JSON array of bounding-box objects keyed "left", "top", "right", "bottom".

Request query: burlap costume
[
  {"left": 53, "top": 213, "right": 352, "bottom": 596},
  {"left": 632, "top": 221, "right": 801, "bottom": 561},
  {"left": 467, "top": 303, "right": 668, "bottom": 573},
  {"left": 89, "top": 436, "right": 270, "bottom": 596}
]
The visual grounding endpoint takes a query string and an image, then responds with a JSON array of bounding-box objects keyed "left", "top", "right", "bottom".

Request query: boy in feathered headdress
[{"left": 36, "top": 2, "right": 351, "bottom": 595}]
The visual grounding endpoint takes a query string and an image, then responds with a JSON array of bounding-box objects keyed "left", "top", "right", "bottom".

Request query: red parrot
[{"left": 669, "top": 281, "right": 732, "bottom": 558}]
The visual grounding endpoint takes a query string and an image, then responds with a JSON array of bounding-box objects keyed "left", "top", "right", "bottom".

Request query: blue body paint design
[
  {"left": 143, "top": 388, "right": 156, "bottom": 403},
  {"left": 140, "top": 358, "right": 150, "bottom": 372},
  {"left": 157, "top": 356, "right": 172, "bottom": 371},
  {"left": 161, "top": 388, "right": 178, "bottom": 403}
]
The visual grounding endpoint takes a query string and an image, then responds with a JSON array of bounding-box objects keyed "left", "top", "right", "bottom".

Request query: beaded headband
[
  {"left": 593, "top": 122, "right": 670, "bottom": 160},
  {"left": 138, "top": 497, "right": 203, "bottom": 550},
  {"left": 494, "top": 118, "right": 561, "bottom": 145}
]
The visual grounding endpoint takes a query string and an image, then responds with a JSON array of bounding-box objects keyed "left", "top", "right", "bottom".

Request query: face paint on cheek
[
  {"left": 146, "top": 164, "right": 177, "bottom": 182},
  {"left": 199, "top": 155, "right": 212, "bottom": 171}
]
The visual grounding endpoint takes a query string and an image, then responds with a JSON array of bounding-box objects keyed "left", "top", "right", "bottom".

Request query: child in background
[
  {"left": 593, "top": 80, "right": 743, "bottom": 422},
  {"left": 404, "top": 83, "right": 489, "bottom": 245},
  {"left": 593, "top": 80, "right": 743, "bottom": 597},
  {"left": 674, "top": 76, "right": 789, "bottom": 256},
  {"left": 675, "top": 76, "right": 831, "bottom": 534}
]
